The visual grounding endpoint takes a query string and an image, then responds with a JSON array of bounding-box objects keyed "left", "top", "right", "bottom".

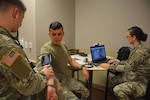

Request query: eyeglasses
[{"left": 126, "top": 35, "right": 132, "bottom": 38}]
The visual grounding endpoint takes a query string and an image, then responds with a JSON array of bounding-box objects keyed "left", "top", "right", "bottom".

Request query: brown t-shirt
[{"left": 40, "top": 41, "right": 70, "bottom": 81}]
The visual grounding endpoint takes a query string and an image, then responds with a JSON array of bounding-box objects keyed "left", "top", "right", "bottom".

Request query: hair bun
[{"left": 141, "top": 33, "right": 148, "bottom": 41}]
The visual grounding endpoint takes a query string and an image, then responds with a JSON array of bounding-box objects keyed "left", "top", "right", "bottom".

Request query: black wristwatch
[
  {"left": 47, "top": 84, "right": 55, "bottom": 88},
  {"left": 81, "top": 65, "right": 85, "bottom": 69}
]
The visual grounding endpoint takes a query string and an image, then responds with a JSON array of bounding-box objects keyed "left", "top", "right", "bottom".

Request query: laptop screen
[{"left": 90, "top": 45, "right": 106, "bottom": 62}]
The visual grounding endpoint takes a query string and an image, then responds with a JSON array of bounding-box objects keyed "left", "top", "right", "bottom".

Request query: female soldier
[{"left": 100, "top": 26, "right": 150, "bottom": 100}]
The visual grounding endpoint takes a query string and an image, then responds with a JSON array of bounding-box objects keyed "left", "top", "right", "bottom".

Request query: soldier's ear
[
  {"left": 16, "top": 15, "right": 18, "bottom": 19},
  {"left": 12, "top": 8, "right": 19, "bottom": 19}
]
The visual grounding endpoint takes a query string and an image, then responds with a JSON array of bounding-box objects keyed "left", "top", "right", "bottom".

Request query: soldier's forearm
[{"left": 47, "top": 77, "right": 54, "bottom": 86}]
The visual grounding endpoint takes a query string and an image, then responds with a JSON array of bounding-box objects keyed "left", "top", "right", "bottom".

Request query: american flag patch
[{"left": 2, "top": 50, "right": 19, "bottom": 67}]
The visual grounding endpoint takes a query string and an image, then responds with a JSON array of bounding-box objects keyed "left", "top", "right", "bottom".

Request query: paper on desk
[
  {"left": 75, "top": 60, "right": 86, "bottom": 65},
  {"left": 71, "top": 55, "right": 87, "bottom": 65}
]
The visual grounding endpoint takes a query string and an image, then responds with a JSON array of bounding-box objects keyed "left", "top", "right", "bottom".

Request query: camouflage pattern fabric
[
  {"left": 113, "top": 82, "right": 146, "bottom": 100},
  {"left": 0, "top": 27, "right": 47, "bottom": 99},
  {"left": 109, "top": 43, "right": 150, "bottom": 99},
  {"left": 61, "top": 77, "right": 89, "bottom": 100}
]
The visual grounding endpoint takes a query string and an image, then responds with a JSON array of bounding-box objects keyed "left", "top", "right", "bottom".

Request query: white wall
[
  {"left": 75, "top": 0, "right": 150, "bottom": 52},
  {"left": 75, "top": 0, "right": 150, "bottom": 86},
  {"left": 35, "top": 0, "right": 75, "bottom": 54},
  {"left": 20, "top": 0, "right": 36, "bottom": 60},
  {"left": 20, "top": 0, "right": 150, "bottom": 60},
  {"left": 20, "top": 0, "right": 75, "bottom": 60}
]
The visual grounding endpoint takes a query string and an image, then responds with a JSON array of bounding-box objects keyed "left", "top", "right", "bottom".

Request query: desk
[{"left": 71, "top": 54, "right": 113, "bottom": 100}]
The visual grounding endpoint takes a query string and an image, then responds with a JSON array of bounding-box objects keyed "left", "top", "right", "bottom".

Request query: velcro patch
[{"left": 2, "top": 49, "right": 19, "bottom": 67}]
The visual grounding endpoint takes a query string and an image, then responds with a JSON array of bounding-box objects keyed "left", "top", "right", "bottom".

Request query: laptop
[{"left": 90, "top": 45, "right": 109, "bottom": 66}]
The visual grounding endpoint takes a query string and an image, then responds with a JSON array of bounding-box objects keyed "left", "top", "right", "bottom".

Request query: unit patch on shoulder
[{"left": 2, "top": 49, "right": 19, "bottom": 67}]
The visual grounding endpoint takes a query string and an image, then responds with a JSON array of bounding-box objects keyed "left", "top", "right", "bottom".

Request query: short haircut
[
  {"left": 0, "top": 0, "right": 26, "bottom": 12},
  {"left": 49, "top": 21, "right": 63, "bottom": 32}
]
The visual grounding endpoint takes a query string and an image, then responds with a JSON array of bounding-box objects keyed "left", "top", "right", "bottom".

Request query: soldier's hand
[
  {"left": 100, "top": 63, "right": 110, "bottom": 69},
  {"left": 42, "top": 66, "right": 55, "bottom": 79},
  {"left": 47, "top": 86, "right": 58, "bottom": 100},
  {"left": 82, "top": 67, "right": 89, "bottom": 80}
]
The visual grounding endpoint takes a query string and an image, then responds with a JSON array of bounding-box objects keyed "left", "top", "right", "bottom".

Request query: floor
[
  {"left": 91, "top": 87, "right": 146, "bottom": 100},
  {"left": 91, "top": 87, "right": 116, "bottom": 100}
]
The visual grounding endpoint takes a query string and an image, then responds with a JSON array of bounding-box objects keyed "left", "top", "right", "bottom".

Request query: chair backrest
[
  {"left": 117, "top": 47, "right": 131, "bottom": 61},
  {"left": 69, "top": 49, "right": 79, "bottom": 55}
]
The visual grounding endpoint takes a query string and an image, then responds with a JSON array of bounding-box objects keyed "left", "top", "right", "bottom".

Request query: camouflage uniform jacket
[
  {"left": 0, "top": 26, "right": 47, "bottom": 100},
  {"left": 109, "top": 43, "right": 150, "bottom": 85}
]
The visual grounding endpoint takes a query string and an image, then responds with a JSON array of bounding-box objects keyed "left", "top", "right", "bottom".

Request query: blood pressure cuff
[
  {"left": 1, "top": 49, "right": 32, "bottom": 81},
  {"left": 41, "top": 54, "right": 52, "bottom": 66}
]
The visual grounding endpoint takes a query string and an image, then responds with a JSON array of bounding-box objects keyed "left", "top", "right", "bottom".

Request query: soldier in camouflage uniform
[
  {"left": 100, "top": 26, "right": 150, "bottom": 100},
  {"left": 0, "top": 0, "right": 57, "bottom": 100},
  {"left": 40, "top": 21, "right": 89, "bottom": 100}
]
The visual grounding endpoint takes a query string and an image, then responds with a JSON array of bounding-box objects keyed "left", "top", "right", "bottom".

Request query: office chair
[{"left": 69, "top": 48, "right": 79, "bottom": 55}]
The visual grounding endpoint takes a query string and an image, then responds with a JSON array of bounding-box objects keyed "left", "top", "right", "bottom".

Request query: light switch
[
  {"left": 25, "top": 42, "right": 28, "bottom": 48},
  {"left": 19, "top": 39, "right": 24, "bottom": 48},
  {"left": 28, "top": 42, "right": 32, "bottom": 48}
]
